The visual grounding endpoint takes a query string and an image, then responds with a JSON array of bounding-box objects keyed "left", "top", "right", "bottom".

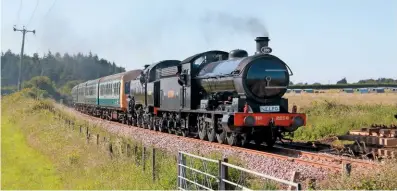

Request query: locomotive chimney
[{"left": 255, "top": 36, "right": 270, "bottom": 54}]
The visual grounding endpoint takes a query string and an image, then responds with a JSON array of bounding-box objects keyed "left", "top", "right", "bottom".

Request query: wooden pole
[
  {"left": 152, "top": 148, "right": 156, "bottom": 181},
  {"left": 342, "top": 163, "right": 352, "bottom": 177},
  {"left": 142, "top": 146, "right": 146, "bottom": 171},
  {"left": 109, "top": 143, "right": 113, "bottom": 159}
]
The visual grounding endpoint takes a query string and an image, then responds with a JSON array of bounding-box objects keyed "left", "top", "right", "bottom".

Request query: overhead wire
[
  {"left": 33, "top": 0, "right": 57, "bottom": 31},
  {"left": 15, "top": 0, "right": 23, "bottom": 26},
  {"left": 43, "top": 0, "right": 57, "bottom": 19},
  {"left": 26, "top": 0, "right": 40, "bottom": 27}
]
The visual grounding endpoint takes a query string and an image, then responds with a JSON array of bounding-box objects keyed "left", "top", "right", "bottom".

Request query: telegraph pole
[{"left": 13, "top": 26, "right": 35, "bottom": 91}]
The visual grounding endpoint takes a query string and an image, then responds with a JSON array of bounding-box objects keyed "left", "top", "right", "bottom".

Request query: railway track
[{"left": 64, "top": 106, "right": 380, "bottom": 172}]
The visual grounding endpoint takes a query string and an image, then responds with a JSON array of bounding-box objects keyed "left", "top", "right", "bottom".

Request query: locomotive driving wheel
[
  {"left": 167, "top": 119, "right": 175, "bottom": 134},
  {"left": 207, "top": 121, "right": 216, "bottom": 142},
  {"left": 180, "top": 118, "right": 189, "bottom": 137},
  {"left": 239, "top": 133, "right": 250, "bottom": 147},
  {"left": 147, "top": 115, "right": 153, "bottom": 130},
  {"left": 215, "top": 118, "right": 226, "bottom": 144},
  {"left": 159, "top": 116, "right": 167, "bottom": 132},
  {"left": 226, "top": 132, "right": 238, "bottom": 146},
  {"left": 198, "top": 116, "right": 208, "bottom": 140},
  {"left": 137, "top": 116, "right": 143, "bottom": 128}
]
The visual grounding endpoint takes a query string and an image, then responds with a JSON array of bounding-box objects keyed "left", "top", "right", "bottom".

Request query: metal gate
[{"left": 177, "top": 151, "right": 301, "bottom": 190}]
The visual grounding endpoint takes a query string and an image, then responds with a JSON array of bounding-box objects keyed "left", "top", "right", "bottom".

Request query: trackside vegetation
[
  {"left": 293, "top": 99, "right": 397, "bottom": 141},
  {"left": 1, "top": 91, "right": 177, "bottom": 189},
  {"left": 1, "top": 90, "right": 279, "bottom": 190},
  {"left": 2, "top": 90, "right": 397, "bottom": 190}
]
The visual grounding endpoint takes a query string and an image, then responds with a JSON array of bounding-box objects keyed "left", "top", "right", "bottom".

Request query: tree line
[
  {"left": 2, "top": 49, "right": 396, "bottom": 98},
  {"left": 1, "top": 50, "right": 126, "bottom": 96},
  {"left": 290, "top": 77, "right": 397, "bottom": 86}
]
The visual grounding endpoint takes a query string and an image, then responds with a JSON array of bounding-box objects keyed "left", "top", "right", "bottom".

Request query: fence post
[
  {"left": 181, "top": 153, "right": 186, "bottom": 188},
  {"left": 288, "top": 171, "right": 300, "bottom": 190},
  {"left": 127, "top": 144, "right": 131, "bottom": 157},
  {"left": 177, "top": 152, "right": 182, "bottom": 189},
  {"left": 142, "top": 146, "right": 146, "bottom": 171},
  {"left": 109, "top": 142, "right": 113, "bottom": 159},
  {"left": 152, "top": 148, "right": 156, "bottom": 182},
  {"left": 86, "top": 126, "right": 89, "bottom": 137},
  {"left": 86, "top": 133, "right": 90, "bottom": 144},
  {"left": 96, "top": 134, "right": 99, "bottom": 145},
  {"left": 218, "top": 160, "right": 224, "bottom": 190},
  {"left": 220, "top": 157, "right": 228, "bottom": 190},
  {"left": 135, "top": 145, "right": 139, "bottom": 165},
  {"left": 342, "top": 163, "right": 352, "bottom": 177},
  {"left": 79, "top": 126, "right": 82, "bottom": 133}
]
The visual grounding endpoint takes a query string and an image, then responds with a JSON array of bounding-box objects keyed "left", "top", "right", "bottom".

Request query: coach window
[
  {"left": 105, "top": 84, "right": 108, "bottom": 95},
  {"left": 118, "top": 82, "right": 120, "bottom": 95},
  {"left": 116, "top": 83, "right": 118, "bottom": 95}
]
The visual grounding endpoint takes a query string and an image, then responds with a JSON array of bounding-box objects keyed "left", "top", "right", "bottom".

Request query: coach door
[{"left": 154, "top": 81, "right": 160, "bottom": 107}]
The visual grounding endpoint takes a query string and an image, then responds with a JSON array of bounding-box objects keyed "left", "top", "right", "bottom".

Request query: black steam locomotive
[{"left": 124, "top": 36, "right": 306, "bottom": 147}]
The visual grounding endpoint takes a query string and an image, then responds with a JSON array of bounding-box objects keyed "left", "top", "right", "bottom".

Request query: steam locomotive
[{"left": 72, "top": 36, "right": 306, "bottom": 147}]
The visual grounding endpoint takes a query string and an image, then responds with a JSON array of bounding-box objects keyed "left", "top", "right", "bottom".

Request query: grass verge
[
  {"left": 1, "top": 91, "right": 176, "bottom": 189},
  {"left": 1, "top": 115, "right": 62, "bottom": 189},
  {"left": 2, "top": 90, "right": 280, "bottom": 190}
]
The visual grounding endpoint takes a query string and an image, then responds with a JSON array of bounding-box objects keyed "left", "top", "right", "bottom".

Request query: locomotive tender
[{"left": 72, "top": 36, "right": 306, "bottom": 147}]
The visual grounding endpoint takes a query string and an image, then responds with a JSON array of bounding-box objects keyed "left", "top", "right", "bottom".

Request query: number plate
[{"left": 260, "top": 105, "right": 280, "bottom": 112}]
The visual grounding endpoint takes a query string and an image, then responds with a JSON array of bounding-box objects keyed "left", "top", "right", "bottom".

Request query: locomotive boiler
[{"left": 195, "top": 37, "right": 292, "bottom": 112}]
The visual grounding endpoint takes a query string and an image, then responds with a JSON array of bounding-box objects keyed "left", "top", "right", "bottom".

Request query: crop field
[
  {"left": 284, "top": 93, "right": 397, "bottom": 141},
  {"left": 285, "top": 92, "right": 397, "bottom": 108}
]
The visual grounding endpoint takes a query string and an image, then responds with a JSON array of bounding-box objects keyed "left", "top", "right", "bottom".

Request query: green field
[
  {"left": 1, "top": 116, "right": 62, "bottom": 189},
  {"left": 1, "top": 92, "right": 176, "bottom": 190},
  {"left": 2, "top": 90, "right": 397, "bottom": 190}
]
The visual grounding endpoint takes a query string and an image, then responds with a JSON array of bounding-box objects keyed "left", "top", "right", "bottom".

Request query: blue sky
[{"left": 1, "top": 0, "right": 396, "bottom": 84}]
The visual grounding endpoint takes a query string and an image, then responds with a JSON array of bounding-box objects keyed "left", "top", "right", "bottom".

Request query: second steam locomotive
[{"left": 72, "top": 36, "right": 306, "bottom": 147}]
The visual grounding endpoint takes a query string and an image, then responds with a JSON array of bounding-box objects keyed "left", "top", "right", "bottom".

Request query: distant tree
[
  {"left": 312, "top": 82, "right": 322, "bottom": 86},
  {"left": 289, "top": 81, "right": 294, "bottom": 86},
  {"left": 23, "top": 76, "right": 59, "bottom": 99},
  {"left": 1, "top": 50, "right": 126, "bottom": 88},
  {"left": 59, "top": 80, "right": 82, "bottom": 95},
  {"left": 336, "top": 78, "right": 348, "bottom": 84},
  {"left": 356, "top": 78, "right": 397, "bottom": 84}
]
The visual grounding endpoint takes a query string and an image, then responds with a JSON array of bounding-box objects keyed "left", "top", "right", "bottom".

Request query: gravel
[{"left": 59, "top": 105, "right": 354, "bottom": 186}]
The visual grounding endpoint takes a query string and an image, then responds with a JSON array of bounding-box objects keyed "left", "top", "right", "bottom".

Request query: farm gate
[{"left": 177, "top": 151, "right": 301, "bottom": 190}]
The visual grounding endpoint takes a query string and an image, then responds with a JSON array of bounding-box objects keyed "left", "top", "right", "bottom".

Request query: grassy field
[
  {"left": 285, "top": 93, "right": 397, "bottom": 108},
  {"left": 284, "top": 93, "right": 397, "bottom": 141},
  {"left": 1, "top": 90, "right": 275, "bottom": 190},
  {"left": 1, "top": 115, "right": 62, "bottom": 189},
  {"left": 1, "top": 91, "right": 177, "bottom": 189},
  {"left": 2, "top": 90, "right": 397, "bottom": 190}
]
